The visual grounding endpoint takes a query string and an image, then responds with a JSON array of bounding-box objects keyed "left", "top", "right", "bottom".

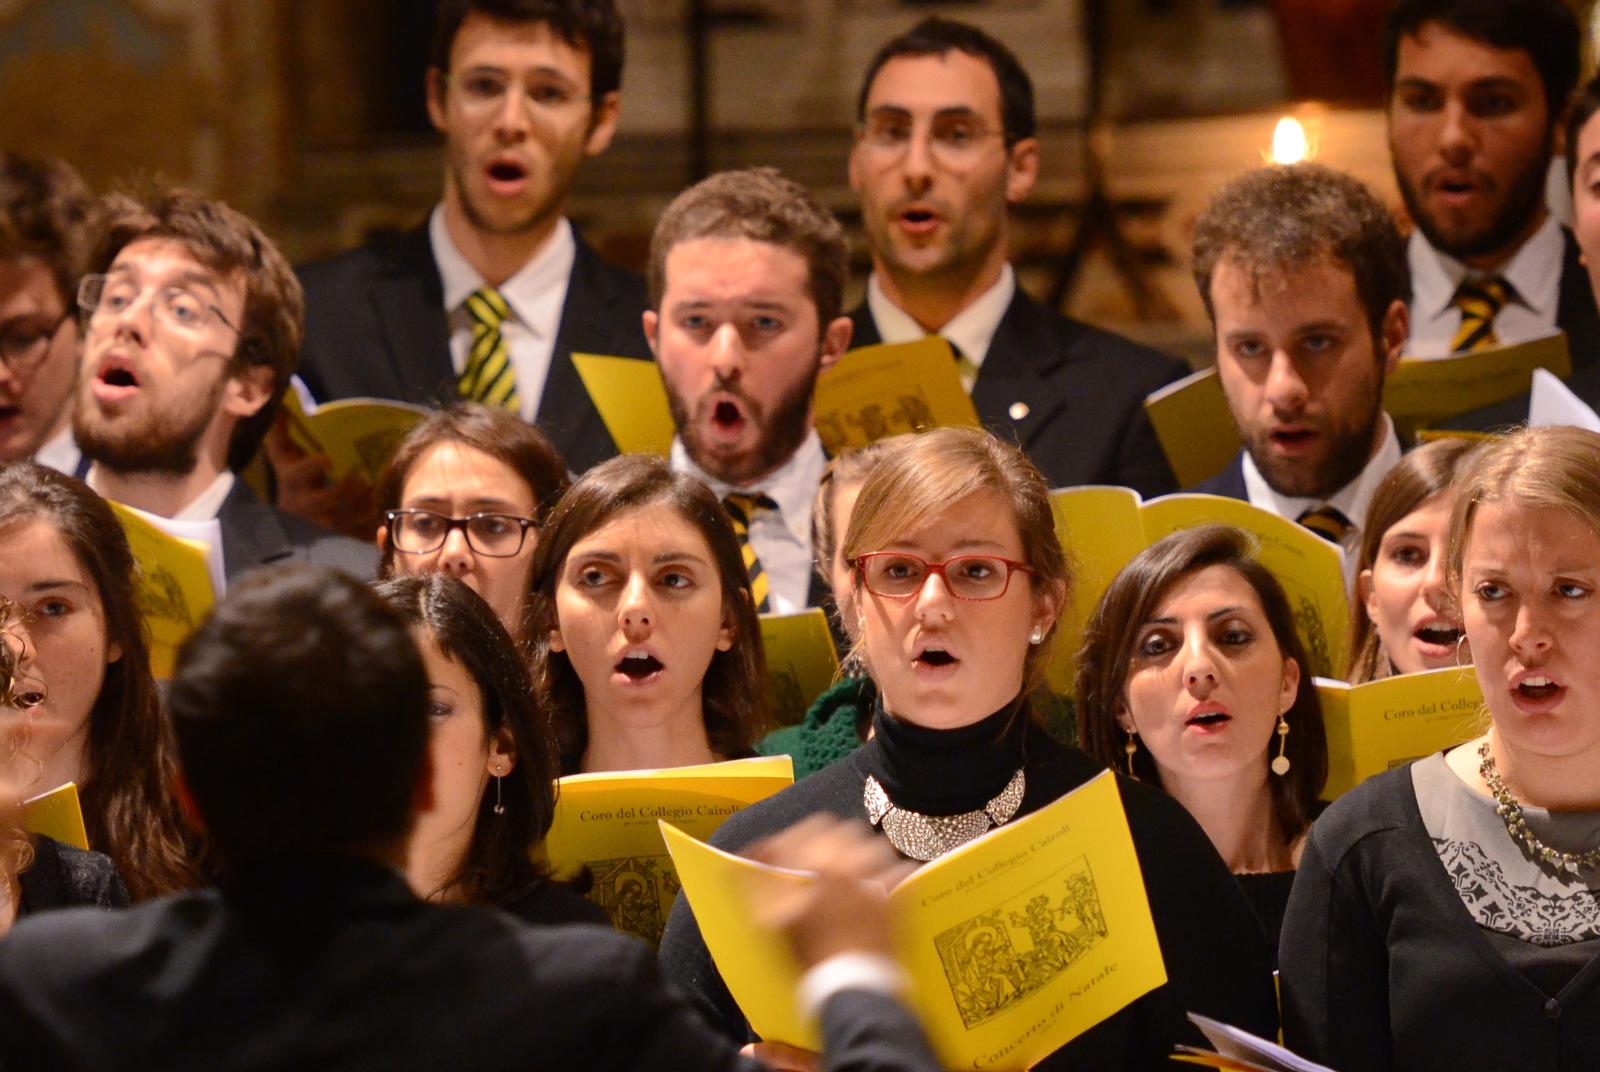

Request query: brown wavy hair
[
  {"left": 525, "top": 454, "right": 768, "bottom": 766},
  {"left": 1348, "top": 437, "right": 1480, "bottom": 684},
  {"left": 0, "top": 462, "right": 200, "bottom": 899},
  {"left": 1076, "top": 525, "right": 1326, "bottom": 847}
]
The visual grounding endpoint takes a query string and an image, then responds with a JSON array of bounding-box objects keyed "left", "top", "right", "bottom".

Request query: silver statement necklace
[{"left": 863, "top": 769, "right": 1026, "bottom": 862}]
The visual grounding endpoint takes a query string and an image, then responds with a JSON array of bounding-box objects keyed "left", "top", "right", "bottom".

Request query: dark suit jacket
[
  {"left": 217, "top": 481, "right": 379, "bottom": 582},
  {"left": 295, "top": 223, "right": 652, "bottom": 474},
  {"left": 0, "top": 857, "right": 939, "bottom": 1072},
  {"left": 850, "top": 288, "right": 1188, "bottom": 496},
  {"left": 1187, "top": 451, "right": 1248, "bottom": 501},
  {"left": 1435, "top": 228, "right": 1600, "bottom": 431}
]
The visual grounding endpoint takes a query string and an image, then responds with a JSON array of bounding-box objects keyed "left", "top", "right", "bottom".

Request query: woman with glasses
[
  {"left": 1076, "top": 526, "right": 1327, "bottom": 961},
  {"left": 371, "top": 574, "right": 603, "bottom": 926},
  {"left": 376, "top": 403, "right": 569, "bottom": 645},
  {"left": 660, "top": 428, "right": 1277, "bottom": 1069},
  {"left": 525, "top": 453, "right": 768, "bottom": 774}
]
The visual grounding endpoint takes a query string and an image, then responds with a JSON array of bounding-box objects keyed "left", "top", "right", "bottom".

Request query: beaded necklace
[{"left": 1478, "top": 739, "right": 1600, "bottom": 877}]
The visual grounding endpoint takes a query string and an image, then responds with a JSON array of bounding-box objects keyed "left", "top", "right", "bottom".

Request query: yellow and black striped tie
[
  {"left": 1450, "top": 276, "right": 1511, "bottom": 354},
  {"left": 723, "top": 493, "right": 778, "bottom": 612},
  {"left": 1297, "top": 504, "right": 1354, "bottom": 546},
  {"left": 458, "top": 287, "right": 520, "bottom": 413}
]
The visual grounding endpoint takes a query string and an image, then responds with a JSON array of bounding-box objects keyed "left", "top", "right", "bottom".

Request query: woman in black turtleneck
[{"left": 659, "top": 429, "right": 1278, "bottom": 1069}]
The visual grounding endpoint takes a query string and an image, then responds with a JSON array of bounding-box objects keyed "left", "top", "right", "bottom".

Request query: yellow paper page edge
[
  {"left": 22, "top": 782, "right": 89, "bottom": 851},
  {"left": 1385, "top": 332, "right": 1571, "bottom": 426},
  {"left": 108, "top": 502, "right": 217, "bottom": 679},
  {"left": 1142, "top": 366, "right": 1241, "bottom": 489},
  {"left": 572, "top": 352, "right": 676, "bottom": 456},
  {"left": 760, "top": 608, "right": 842, "bottom": 727},
  {"left": 1046, "top": 487, "right": 1145, "bottom": 696},
  {"left": 813, "top": 337, "right": 980, "bottom": 456}
]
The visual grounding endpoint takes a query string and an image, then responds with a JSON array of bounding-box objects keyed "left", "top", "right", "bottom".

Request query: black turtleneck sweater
[{"left": 658, "top": 702, "right": 1279, "bottom": 1070}]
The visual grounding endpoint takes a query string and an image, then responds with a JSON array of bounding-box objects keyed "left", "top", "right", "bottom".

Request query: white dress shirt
[
  {"left": 1240, "top": 415, "right": 1402, "bottom": 579},
  {"left": 1405, "top": 215, "right": 1564, "bottom": 358},
  {"left": 865, "top": 266, "right": 1016, "bottom": 391},
  {"left": 670, "top": 432, "right": 827, "bottom": 615},
  {"left": 31, "top": 424, "right": 81, "bottom": 477},
  {"left": 430, "top": 206, "right": 575, "bottom": 419},
  {"left": 85, "top": 466, "right": 231, "bottom": 596}
]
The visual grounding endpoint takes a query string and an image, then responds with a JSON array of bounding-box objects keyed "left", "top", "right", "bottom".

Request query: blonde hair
[
  {"left": 841, "top": 427, "right": 1070, "bottom": 704},
  {"left": 1447, "top": 426, "right": 1600, "bottom": 596}
]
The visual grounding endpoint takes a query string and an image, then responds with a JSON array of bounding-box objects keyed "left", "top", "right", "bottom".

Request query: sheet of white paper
[
  {"left": 1528, "top": 368, "right": 1600, "bottom": 432},
  {"left": 1187, "top": 1013, "right": 1337, "bottom": 1072}
]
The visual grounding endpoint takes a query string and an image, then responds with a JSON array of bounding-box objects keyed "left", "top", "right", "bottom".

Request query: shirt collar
[
  {"left": 429, "top": 205, "right": 576, "bottom": 335},
  {"left": 1408, "top": 214, "right": 1564, "bottom": 322},
  {"left": 864, "top": 265, "right": 1015, "bottom": 368},
  {"left": 1241, "top": 414, "right": 1402, "bottom": 535},
  {"left": 670, "top": 431, "right": 826, "bottom": 545},
  {"left": 32, "top": 424, "right": 81, "bottom": 476},
  {"left": 85, "top": 467, "right": 235, "bottom": 522}
]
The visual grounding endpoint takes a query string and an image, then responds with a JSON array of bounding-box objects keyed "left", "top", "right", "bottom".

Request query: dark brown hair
[
  {"left": 375, "top": 403, "right": 570, "bottom": 639},
  {"left": 0, "top": 462, "right": 199, "bottom": 898},
  {"left": 857, "top": 17, "right": 1035, "bottom": 145},
  {"left": 0, "top": 152, "right": 95, "bottom": 308},
  {"left": 526, "top": 454, "right": 768, "bottom": 764},
  {"left": 429, "top": 0, "right": 625, "bottom": 109},
  {"left": 90, "top": 184, "right": 304, "bottom": 472},
  {"left": 1191, "top": 163, "right": 1409, "bottom": 343},
  {"left": 648, "top": 167, "right": 848, "bottom": 328},
  {"left": 1348, "top": 437, "right": 1480, "bottom": 684},
  {"left": 373, "top": 574, "right": 561, "bottom": 908},
  {"left": 1076, "top": 525, "right": 1327, "bottom": 846}
]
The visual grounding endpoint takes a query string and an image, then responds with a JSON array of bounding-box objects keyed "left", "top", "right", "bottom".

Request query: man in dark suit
[
  {"left": 0, "top": 564, "right": 942, "bottom": 1072},
  {"left": 69, "top": 186, "right": 375, "bottom": 582},
  {"left": 844, "top": 17, "right": 1187, "bottom": 497},
  {"left": 1386, "top": 0, "right": 1598, "bottom": 369},
  {"left": 1187, "top": 164, "right": 1409, "bottom": 558},
  {"left": 293, "top": 0, "right": 649, "bottom": 476}
]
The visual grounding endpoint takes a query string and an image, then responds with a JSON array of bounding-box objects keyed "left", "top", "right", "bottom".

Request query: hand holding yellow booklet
[
  {"left": 812, "top": 338, "right": 981, "bottom": 456},
  {"left": 107, "top": 502, "right": 216, "bottom": 679},
  {"left": 759, "top": 608, "right": 841, "bottom": 727},
  {"left": 22, "top": 782, "right": 89, "bottom": 851},
  {"left": 1317, "top": 666, "right": 1484, "bottom": 800},
  {"left": 544, "top": 755, "right": 794, "bottom": 946},
  {"left": 664, "top": 770, "right": 1166, "bottom": 1070}
]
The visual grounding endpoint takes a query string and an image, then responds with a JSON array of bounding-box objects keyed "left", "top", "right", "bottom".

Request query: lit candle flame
[{"left": 1270, "top": 116, "right": 1310, "bottom": 164}]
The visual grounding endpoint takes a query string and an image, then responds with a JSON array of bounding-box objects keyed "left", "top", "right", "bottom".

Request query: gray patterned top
[{"left": 1414, "top": 751, "right": 1600, "bottom": 948}]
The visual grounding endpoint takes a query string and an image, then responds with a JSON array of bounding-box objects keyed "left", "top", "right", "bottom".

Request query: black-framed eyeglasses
[
  {"left": 0, "top": 312, "right": 71, "bottom": 376},
  {"left": 385, "top": 509, "right": 538, "bottom": 558},
  {"left": 852, "top": 552, "right": 1034, "bottom": 602}
]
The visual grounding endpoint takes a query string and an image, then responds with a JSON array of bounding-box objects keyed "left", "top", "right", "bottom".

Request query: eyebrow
[
  {"left": 408, "top": 496, "right": 525, "bottom": 512},
  {"left": 668, "top": 298, "right": 795, "bottom": 314},
  {"left": 107, "top": 266, "right": 224, "bottom": 300},
  {"left": 461, "top": 63, "right": 579, "bottom": 85},
  {"left": 1142, "top": 606, "right": 1245, "bottom": 626},
  {"left": 865, "top": 104, "right": 986, "bottom": 123},
  {"left": 888, "top": 537, "right": 1009, "bottom": 554},
  {"left": 1394, "top": 75, "right": 1526, "bottom": 94},
  {"left": 24, "top": 579, "right": 90, "bottom": 596},
  {"left": 570, "top": 549, "right": 711, "bottom": 567}
]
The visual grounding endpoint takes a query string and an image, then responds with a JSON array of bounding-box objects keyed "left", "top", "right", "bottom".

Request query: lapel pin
[{"left": 1009, "top": 401, "right": 1029, "bottom": 421}]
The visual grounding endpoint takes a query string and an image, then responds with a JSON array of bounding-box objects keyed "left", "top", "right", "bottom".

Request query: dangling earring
[
  {"left": 493, "top": 765, "right": 506, "bottom": 815},
  {"left": 1455, "top": 633, "right": 1471, "bottom": 668},
  {"left": 1123, "top": 728, "right": 1139, "bottom": 780},
  {"left": 1271, "top": 714, "right": 1291, "bottom": 776}
]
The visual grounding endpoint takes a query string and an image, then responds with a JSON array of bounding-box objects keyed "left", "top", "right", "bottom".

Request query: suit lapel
[
  {"left": 969, "top": 292, "right": 1067, "bottom": 451},
  {"left": 371, "top": 227, "right": 455, "bottom": 404},
  {"left": 848, "top": 305, "right": 884, "bottom": 349},
  {"left": 216, "top": 483, "right": 296, "bottom": 581},
  {"left": 541, "top": 236, "right": 617, "bottom": 457}
]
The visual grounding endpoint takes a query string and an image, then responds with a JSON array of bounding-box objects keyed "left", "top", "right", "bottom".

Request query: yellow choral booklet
[
  {"left": 22, "top": 782, "right": 89, "bottom": 851},
  {"left": 1046, "top": 488, "right": 1349, "bottom": 696},
  {"left": 812, "top": 338, "right": 981, "bottom": 456},
  {"left": 107, "top": 502, "right": 216, "bottom": 679},
  {"left": 571, "top": 353, "right": 676, "bottom": 456},
  {"left": 1317, "top": 666, "right": 1484, "bottom": 800},
  {"left": 664, "top": 769, "right": 1166, "bottom": 1069},
  {"left": 279, "top": 386, "right": 429, "bottom": 486},
  {"left": 544, "top": 755, "right": 794, "bottom": 946},
  {"left": 759, "top": 608, "right": 841, "bottom": 727},
  {"left": 1142, "top": 333, "right": 1571, "bottom": 483}
]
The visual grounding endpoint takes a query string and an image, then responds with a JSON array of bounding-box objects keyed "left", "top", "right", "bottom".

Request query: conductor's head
[{"left": 167, "top": 564, "right": 431, "bottom": 871}]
